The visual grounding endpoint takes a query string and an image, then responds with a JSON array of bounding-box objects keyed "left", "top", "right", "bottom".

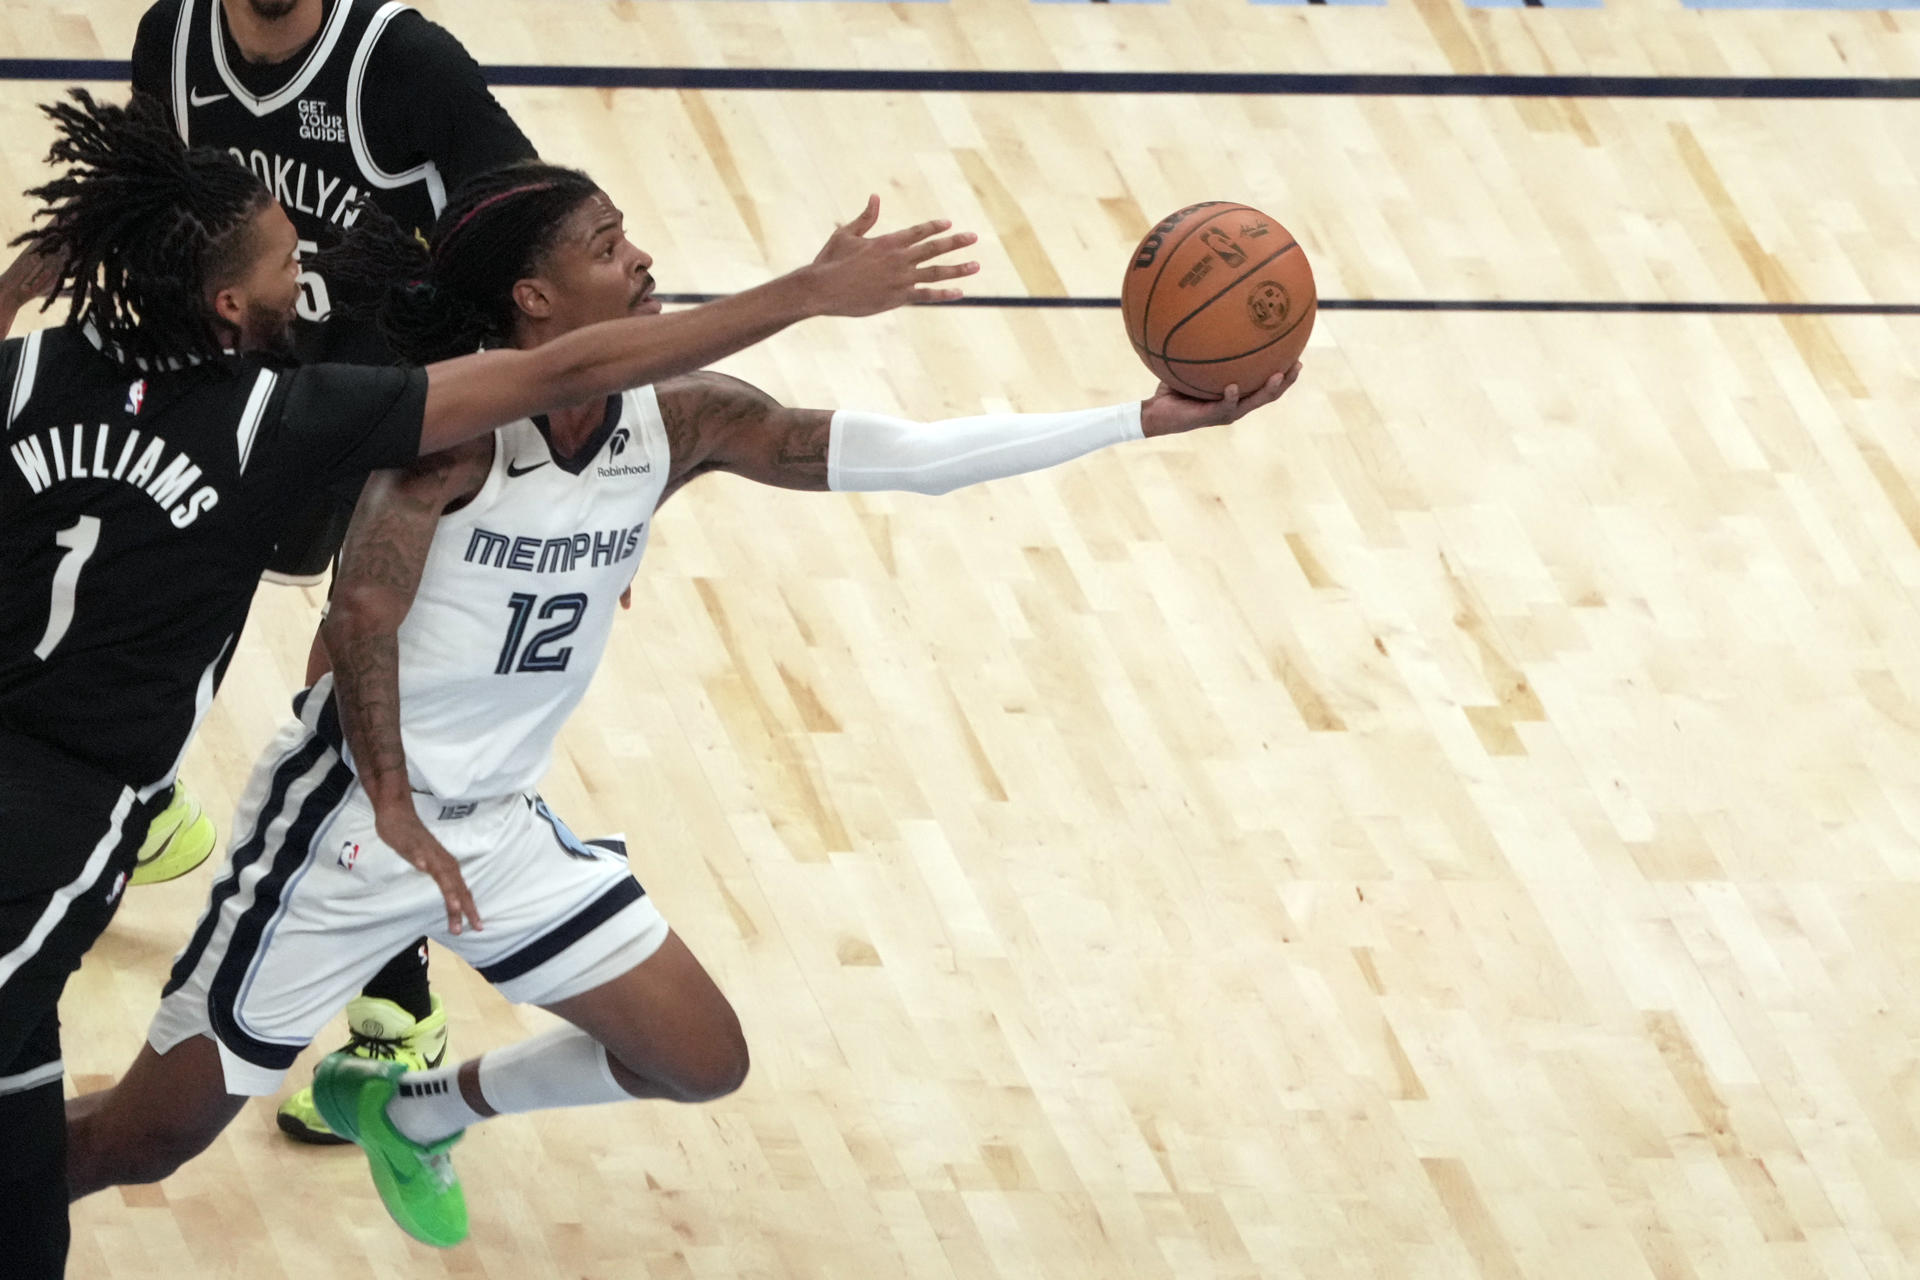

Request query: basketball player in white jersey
[{"left": 64, "top": 163, "right": 1300, "bottom": 1248}]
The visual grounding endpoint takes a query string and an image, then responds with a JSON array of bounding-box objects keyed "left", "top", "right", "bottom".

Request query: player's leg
[
  {"left": 310, "top": 805, "right": 723, "bottom": 1247},
  {"left": 313, "top": 927, "right": 742, "bottom": 1249},
  {"left": 0, "top": 1016, "right": 71, "bottom": 1280},
  {"left": 0, "top": 733, "right": 159, "bottom": 1275},
  {"left": 72, "top": 703, "right": 443, "bottom": 1191},
  {"left": 64, "top": 1036, "right": 244, "bottom": 1197},
  {"left": 372, "top": 927, "right": 743, "bottom": 1141},
  {"left": 275, "top": 938, "right": 445, "bottom": 1145}
]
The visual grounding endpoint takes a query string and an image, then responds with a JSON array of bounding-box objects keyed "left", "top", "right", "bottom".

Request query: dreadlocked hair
[
  {"left": 315, "top": 162, "right": 601, "bottom": 366},
  {"left": 14, "top": 88, "right": 270, "bottom": 370}
]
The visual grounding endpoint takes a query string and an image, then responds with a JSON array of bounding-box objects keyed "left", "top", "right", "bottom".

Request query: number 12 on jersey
[{"left": 495, "top": 592, "right": 587, "bottom": 674}]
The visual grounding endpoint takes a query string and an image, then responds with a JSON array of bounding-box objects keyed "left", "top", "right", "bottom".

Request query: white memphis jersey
[{"left": 370, "top": 386, "right": 670, "bottom": 800}]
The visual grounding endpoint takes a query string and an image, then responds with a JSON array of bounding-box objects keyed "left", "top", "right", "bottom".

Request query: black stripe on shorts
[
  {"left": 161, "top": 734, "right": 331, "bottom": 998},
  {"left": 476, "top": 877, "right": 645, "bottom": 986},
  {"left": 205, "top": 759, "right": 356, "bottom": 1071}
]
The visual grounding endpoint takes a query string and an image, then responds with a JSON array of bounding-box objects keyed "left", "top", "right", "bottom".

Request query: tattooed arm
[
  {"left": 322, "top": 437, "right": 494, "bottom": 933},
  {"left": 655, "top": 371, "right": 834, "bottom": 503},
  {"left": 652, "top": 363, "right": 1302, "bottom": 500}
]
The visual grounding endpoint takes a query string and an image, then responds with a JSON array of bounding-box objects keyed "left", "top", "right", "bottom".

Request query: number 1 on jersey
[{"left": 36, "top": 515, "right": 101, "bottom": 660}]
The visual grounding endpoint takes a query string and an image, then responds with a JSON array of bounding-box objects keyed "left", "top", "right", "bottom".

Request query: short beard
[
  {"left": 245, "top": 0, "right": 302, "bottom": 20},
  {"left": 245, "top": 299, "right": 298, "bottom": 361}
]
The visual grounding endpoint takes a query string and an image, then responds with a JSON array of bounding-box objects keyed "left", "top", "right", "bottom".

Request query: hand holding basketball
[
  {"left": 1139, "top": 362, "right": 1304, "bottom": 438},
  {"left": 1122, "top": 202, "right": 1316, "bottom": 400}
]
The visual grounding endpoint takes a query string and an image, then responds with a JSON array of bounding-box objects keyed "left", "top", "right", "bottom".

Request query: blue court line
[
  {"left": 1685, "top": 0, "right": 1920, "bottom": 7},
  {"left": 659, "top": 294, "right": 1920, "bottom": 314},
  {"left": 1250, "top": 0, "right": 1389, "bottom": 9},
  {"left": 4, "top": 58, "right": 1920, "bottom": 99}
]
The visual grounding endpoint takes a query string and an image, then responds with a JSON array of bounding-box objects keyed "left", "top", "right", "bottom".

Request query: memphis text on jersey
[
  {"left": 464, "top": 521, "right": 647, "bottom": 574},
  {"left": 10, "top": 420, "right": 219, "bottom": 528}
]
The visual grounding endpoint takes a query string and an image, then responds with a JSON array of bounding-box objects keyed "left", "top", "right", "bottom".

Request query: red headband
[{"left": 439, "top": 181, "right": 561, "bottom": 249}]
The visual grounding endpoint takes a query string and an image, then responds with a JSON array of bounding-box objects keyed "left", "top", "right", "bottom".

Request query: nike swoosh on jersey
[
  {"left": 505, "top": 459, "right": 550, "bottom": 477},
  {"left": 189, "top": 88, "right": 231, "bottom": 107}
]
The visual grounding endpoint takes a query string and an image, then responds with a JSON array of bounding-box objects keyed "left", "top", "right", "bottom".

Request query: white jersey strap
[
  {"left": 346, "top": 2, "right": 447, "bottom": 216},
  {"left": 169, "top": 0, "right": 194, "bottom": 142}
]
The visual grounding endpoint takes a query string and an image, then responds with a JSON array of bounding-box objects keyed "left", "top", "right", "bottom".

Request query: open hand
[
  {"left": 1138, "top": 362, "right": 1304, "bottom": 438},
  {"left": 377, "top": 811, "right": 483, "bottom": 936},
  {"left": 806, "top": 195, "right": 979, "bottom": 317}
]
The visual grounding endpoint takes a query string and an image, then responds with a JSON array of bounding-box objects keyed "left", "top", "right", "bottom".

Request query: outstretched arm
[
  {"left": 654, "top": 363, "right": 1305, "bottom": 497},
  {"left": 417, "top": 199, "right": 977, "bottom": 455},
  {"left": 323, "top": 439, "right": 495, "bottom": 934}
]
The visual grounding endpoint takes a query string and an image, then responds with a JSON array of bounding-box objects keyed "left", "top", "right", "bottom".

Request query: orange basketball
[{"left": 1121, "top": 201, "right": 1316, "bottom": 400}]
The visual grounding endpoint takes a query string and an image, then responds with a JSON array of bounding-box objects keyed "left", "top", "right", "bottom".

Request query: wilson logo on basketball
[{"left": 1132, "top": 200, "right": 1229, "bottom": 270}]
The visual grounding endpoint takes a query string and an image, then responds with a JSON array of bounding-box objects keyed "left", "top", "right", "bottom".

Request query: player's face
[
  {"left": 215, "top": 201, "right": 301, "bottom": 358},
  {"left": 532, "top": 193, "right": 659, "bottom": 333},
  {"left": 237, "top": 0, "right": 302, "bottom": 20}
]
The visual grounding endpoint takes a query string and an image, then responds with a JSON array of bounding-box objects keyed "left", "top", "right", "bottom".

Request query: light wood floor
[{"left": 9, "top": 0, "right": 1920, "bottom": 1275}]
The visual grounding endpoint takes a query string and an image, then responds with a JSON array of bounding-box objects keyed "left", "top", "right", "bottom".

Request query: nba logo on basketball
[
  {"left": 124, "top": 379, "right": 146, "bottom": 416},
  {"left": 337, "top": 840, "right": 362, "bottom": 871}
]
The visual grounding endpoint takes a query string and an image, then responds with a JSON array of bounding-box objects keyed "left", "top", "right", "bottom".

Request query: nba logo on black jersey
[{"left": 125, "top": 379, "right": 146, "bottom": 416}]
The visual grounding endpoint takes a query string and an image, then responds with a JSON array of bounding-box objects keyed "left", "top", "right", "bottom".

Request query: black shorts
[{"left": 0, "top": 729, "right": 161, "bottom": 1081}]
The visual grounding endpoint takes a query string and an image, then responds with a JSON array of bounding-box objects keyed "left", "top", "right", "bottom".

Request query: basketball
[{"left": 1121, "top": 201, "right": 1316, "bottom": 400}]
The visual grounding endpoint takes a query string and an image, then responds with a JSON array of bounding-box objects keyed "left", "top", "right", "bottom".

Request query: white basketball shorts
[{"left": 149, "top": 693, "right": 668, "bottom": 1095}]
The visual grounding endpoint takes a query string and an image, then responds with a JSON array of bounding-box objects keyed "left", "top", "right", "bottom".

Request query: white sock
[
  {"left": 475, "top": 1025, "right": 629, "bottom": 1115},
  {"left": 386, "top": 1027, "right": 631, "bottom": 1145},
  {"left": 385, "top": 1067, "right": 486, "bottom": 1146}
]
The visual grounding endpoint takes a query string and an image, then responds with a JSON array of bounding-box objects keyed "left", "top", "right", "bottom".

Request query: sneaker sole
[
  {"left": 130, "top": 815, "right": 217, "bottom": 886},
  {"left": 275, "top": 1107, "right": 349, "bottom": 1146}
]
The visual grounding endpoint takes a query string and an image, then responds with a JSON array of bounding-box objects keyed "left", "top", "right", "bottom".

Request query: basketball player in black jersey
[
  {"left": 0, "top": 90, "right": 975, "bottom": 1276},
  {"left": 133, "top": 0, "right": 537, "bottom": 567},
  {"left": 126, "top": 0, "right": 540, "bottom": 1125}
]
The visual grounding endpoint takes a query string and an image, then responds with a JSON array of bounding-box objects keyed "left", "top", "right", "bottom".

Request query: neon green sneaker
[
  {"left": 131, "top": 779, "right": 217, "bottom": 886},
  {"left": 310, "top": 1053, "right": 468, "bottom": 1248},
  {"left": 277, "top": 995, "right": 447, "bottom": 1145}
]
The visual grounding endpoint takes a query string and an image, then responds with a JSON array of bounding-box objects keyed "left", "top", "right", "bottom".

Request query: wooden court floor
[{"left": 9, "top": 0, "right": 1920, "bottom": 1275}]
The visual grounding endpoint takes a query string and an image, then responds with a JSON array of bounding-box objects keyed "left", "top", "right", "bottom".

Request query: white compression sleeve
[{"left": 826, "top": 401, "right": 1145, "bottom": 495}]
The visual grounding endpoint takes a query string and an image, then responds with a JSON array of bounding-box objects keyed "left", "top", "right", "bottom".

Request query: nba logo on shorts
[
  {"left": 105, "top": 870, "right": 127, "bottom": 905},
  {"left": 125, "top": 379, "right": 146, "bottom": 416},
  {"left": 337, "top": 840, "right": 362, "bottom": 871}
]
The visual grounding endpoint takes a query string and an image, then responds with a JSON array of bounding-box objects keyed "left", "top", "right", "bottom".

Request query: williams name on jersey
[{"left": 9, "top": 382, "right": 221, "bottom": 529}]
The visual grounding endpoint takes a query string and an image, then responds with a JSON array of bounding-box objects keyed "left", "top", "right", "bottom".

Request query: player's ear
[
  {"left": 513, "top": 277, "right": 552, "bottom": 321},
  {"left": 208, "top": 283, "right": 246, "bottom": 331}
]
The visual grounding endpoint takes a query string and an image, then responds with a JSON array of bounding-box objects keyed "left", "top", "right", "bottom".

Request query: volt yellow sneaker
[
  {"left": 130, "top": 780, "right": 217, "bottom": 886},
  {"left": 276, "top": 995, "right": 448, "bottom": 1145}
]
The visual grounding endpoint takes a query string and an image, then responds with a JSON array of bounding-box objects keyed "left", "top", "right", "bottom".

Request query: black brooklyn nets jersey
[
  {"left": 0, "top": 327, "right": 426, "bottom": 791},
  {"left": 131, "top": 0, "right": 533, "bottom": 359}
]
